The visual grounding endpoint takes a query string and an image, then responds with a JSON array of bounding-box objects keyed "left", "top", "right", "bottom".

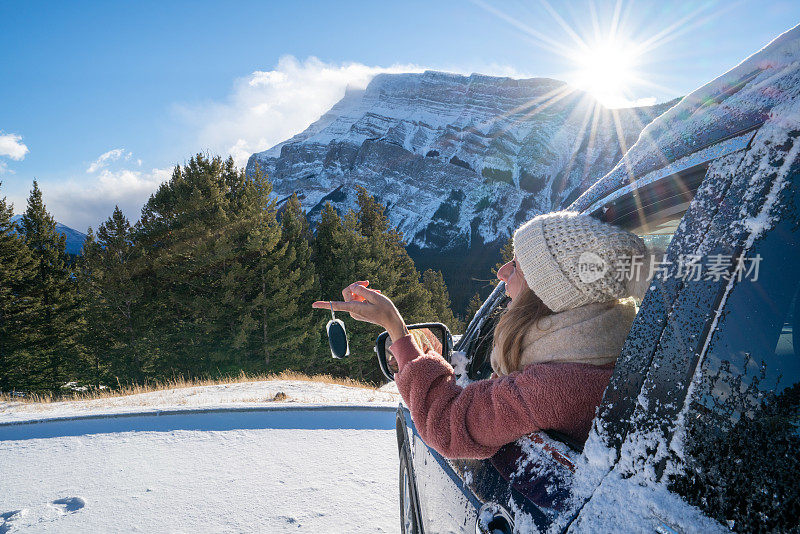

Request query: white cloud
[
  {"left": 175, "top": 56, "right": 425, "bottom": 168},
  {"left": 45, "top": 148, "right": 172, "bottom": 230},
  {"left": 0, "top": 132, "right": 29, "bottom": 161},
  {"left": 0, "top": 131, "right": 29, "bottom": 174},
  {"left": 87, "top": 148, "right": 132, "bottom": 173}
]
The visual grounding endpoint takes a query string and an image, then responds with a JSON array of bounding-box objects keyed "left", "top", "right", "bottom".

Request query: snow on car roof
[{"left": 569, "top": 22, "right": 800, "bottom": 213}]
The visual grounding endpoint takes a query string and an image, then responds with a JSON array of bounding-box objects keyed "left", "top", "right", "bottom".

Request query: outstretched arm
[
  {"left": 312, "top": 281, "right": 605, "bottom": 459},
  {"left": 389, "top": 335, "right": 553, "bottom": 459}
]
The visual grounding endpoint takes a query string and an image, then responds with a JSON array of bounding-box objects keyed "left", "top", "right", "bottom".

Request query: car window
[
  {"left": 624, "top": 208, "right": 686, "bottom": 249},
  {"left": 666, "top": 181, "right": 800, "bottom": 533},
  {"left": 639, "top": 229, "right": 675, "bottom": 251},
  {"left": 597, "top": 167, "right": 705, "bottom": 248}
]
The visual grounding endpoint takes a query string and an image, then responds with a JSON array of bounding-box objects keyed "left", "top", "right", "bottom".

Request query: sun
[{"left": 571, "top": 38, "right": 641, "bottom": 108}]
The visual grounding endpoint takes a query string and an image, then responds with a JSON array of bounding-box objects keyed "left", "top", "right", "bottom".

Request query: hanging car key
[{"left": 326, "top": 302, "right": 350, "bottom": 359}]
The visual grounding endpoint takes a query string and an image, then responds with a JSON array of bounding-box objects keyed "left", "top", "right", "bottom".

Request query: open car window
[
  {"left": 463, "top": 294, "right": 509, "bottom": 381},
  {"left": 462, "top": 179, "right": 695, "bottom": 381},
  {"left": 596, "top": 167, "right": 705, "bottom": 248}
]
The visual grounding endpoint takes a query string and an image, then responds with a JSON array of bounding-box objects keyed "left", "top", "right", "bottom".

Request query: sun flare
[{"left": 572, "top": 39, "right": 641, "bottom": 108}]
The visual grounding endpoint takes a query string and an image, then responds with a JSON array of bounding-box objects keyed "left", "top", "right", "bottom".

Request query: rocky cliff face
[{"left": 247, "top": 70, "right": 674, "bottom": 311}]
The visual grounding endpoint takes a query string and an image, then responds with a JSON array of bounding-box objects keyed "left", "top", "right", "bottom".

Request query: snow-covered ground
[
  {"left": 0, "top": 381, "right": 403, "bottom": 533},
  {"left": 0, "top": 379, "right": 400, "bottom": 424}
]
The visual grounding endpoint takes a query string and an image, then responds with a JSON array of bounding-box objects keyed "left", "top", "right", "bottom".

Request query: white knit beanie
[{"left": 513, "top": 211, "right": 648, "bottom": 313}]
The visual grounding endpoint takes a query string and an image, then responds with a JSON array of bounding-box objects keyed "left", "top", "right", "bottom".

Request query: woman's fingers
[
  {"left": 313, "top": 281, "right": 399, "bottom": 329},
  {"left": 311, "top": 300, "right": 368, "bottom": 315},
  {"left": 343, "top": 280, "right": 370, "bottom": 303},
  {"left": 349, "top": 283, "right": 384, "bottom": 303},
  {"left": 353, "top": 281, "right": 370, "bottom": 302}
]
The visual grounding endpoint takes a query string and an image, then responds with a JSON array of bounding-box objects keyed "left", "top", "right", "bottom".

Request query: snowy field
[
  {"left": 0, "top": 381, "right": 403, "bottom": 533},
  {"left": 0, "top": 379, "right": 401, "bottom": 423}
]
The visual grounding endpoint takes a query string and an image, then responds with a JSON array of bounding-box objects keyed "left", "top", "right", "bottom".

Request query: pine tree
[
  {"left": 355, "top": 188, "right": 391, "bottom": 238},
  {"left": 464, "top": 292, "right": 484, "bottom": 325},
  {"left": 491, "top": 235, "right": 514, "bottom": 283},
  {"left": 134, "top": 155, "right": 301, "bottom": 378},
  {"left": 311, "top": 187, "right": 461, "bottom": 382},
  {"left": 351, "top": 186, "right": 432, "bottom": 330},
  {"left": 79, "top": 207, "right": 146, "bottom": 385},
  {"left": 313, "top": 202, "right": 350, "bottom": 300},
  {"left": 76, "top": 227, "right": 103, "bottom": 386},
  {"left": 233, "top": 163, "right": 290, "bottom": 370},
  {"left": 421, "top": 269, "right": 462, "bottom": 334},
  {"left": 188, "top": 156, "right": 257, "bottom": 372},
  {"left": 267, "top": 194, "right": 323, "bottom": 372},
  {"left": 20, "top": 181, "right": 82, "bottom": 391},
  {"left": 136, "top": 155, "right": 242, "bottom": 376},
  {"left": 208, "top": 161, "right": 264, "bottom": 372},
  {"left": 458, "top": 233, "right": 513, "bottom": 325},
  {"left": 0, "top": 183, "right": 37, "bottom": 391}
]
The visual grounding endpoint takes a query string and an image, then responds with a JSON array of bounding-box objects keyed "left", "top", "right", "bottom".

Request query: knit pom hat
[{"left": 513, "top": 211, "right": 648, "bottom": 313}]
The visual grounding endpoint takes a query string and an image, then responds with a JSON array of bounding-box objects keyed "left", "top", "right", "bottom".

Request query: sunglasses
[{"left": 326, "top": 302, "right": 350, "bottom": 359}]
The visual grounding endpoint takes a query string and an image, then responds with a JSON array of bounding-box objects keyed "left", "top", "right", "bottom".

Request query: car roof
[{"left": 568, "top": 24, "right": 800, "bottom": 216}]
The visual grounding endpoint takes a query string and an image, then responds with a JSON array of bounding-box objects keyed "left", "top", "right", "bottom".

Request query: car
[{"left": 375, "top": 25, "right": 800, "bottom": 533}]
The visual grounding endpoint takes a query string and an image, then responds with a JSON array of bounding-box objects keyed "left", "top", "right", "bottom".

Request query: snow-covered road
[{"left": 0, "top": 384, "right": 403, "bottom": 533}]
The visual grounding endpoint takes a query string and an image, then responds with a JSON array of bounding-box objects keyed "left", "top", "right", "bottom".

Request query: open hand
[{"left": 312, "top": 281, "right": 409, "bottom": 343}]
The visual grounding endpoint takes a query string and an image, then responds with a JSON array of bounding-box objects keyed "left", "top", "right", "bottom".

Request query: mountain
[
  {"left": 247, "top": 70, "right": 675, "bottom": 312},
  {"left": 11, "top": 215, "right": 87, "bottom": 256}
]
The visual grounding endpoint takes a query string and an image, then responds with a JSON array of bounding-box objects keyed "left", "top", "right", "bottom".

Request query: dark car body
[{"left": 391, "top": 26, "right": 800, "bottom": 534}]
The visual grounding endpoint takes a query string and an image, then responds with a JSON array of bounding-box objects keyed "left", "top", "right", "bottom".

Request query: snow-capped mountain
[
  {"left": 247, "top": 71, "right": 675, "bottom": 309},
  {"left": 11, "top": 215, "right": 87, "bottom": 256}
]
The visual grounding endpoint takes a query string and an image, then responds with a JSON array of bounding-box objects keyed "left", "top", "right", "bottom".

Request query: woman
[{"left": 313, "top": 211, "right": 653, "bottom": 459}]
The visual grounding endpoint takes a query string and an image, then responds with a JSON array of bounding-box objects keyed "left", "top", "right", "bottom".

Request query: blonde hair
[
  {"left": 492, "top": 287, "right": 552, "bottom": 375},
  {"left": 411, "top": 330, "right": 433, "bottom": 351}
]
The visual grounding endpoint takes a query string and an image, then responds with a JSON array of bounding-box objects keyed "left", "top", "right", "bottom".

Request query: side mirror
[{"left": 375, "top": 323, "right": 453, "bottom": 381}]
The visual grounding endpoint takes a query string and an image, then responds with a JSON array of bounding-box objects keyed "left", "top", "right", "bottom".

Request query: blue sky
[{"left": 1, "top": 0, "right": 799, "bottom": 230}]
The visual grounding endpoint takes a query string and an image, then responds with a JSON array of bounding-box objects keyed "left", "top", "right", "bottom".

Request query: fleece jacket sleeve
[{"left": 389, "top": 334, "right": 613, "bottom": 460}]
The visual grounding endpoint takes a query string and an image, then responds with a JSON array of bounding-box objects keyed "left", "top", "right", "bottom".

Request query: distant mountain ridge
[
  {"left": 11, "top": 215, "right": 87, "bottom": 256},
  {"left": 246, "top": 70, "right": 676, "bottom": 310}
]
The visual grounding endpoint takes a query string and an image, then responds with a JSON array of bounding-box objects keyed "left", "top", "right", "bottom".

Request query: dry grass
[{"left": 0, "top": 371, "right": 382, "bottom": 404}]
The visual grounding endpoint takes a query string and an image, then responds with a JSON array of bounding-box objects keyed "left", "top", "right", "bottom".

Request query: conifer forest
[{"left": 0, "top": 154, "right": 463, "bottom": 392}]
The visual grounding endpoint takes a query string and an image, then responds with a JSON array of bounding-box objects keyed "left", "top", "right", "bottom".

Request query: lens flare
[{"left": 572, "top": 38, "right": 641, "bottom": 108}]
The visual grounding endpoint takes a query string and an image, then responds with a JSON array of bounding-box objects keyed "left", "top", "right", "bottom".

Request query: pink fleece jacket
[{"left": 391, "top": 334, "right": 614, "bottom": 459}]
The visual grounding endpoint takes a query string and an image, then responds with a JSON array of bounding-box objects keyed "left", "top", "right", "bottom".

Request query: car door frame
[{"left": 613, "top": 121, "right": 799, "bottom": 475}]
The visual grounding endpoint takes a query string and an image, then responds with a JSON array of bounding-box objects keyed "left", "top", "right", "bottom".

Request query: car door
[
  {"left": 403, "top": 284, "right": 524, "bottom": 534},
  {"left": 568, "top": 106, "right": 799, "bottom": 532},
  {"left": 664, "top": 152, "right": 800, "bottom": 533}
]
